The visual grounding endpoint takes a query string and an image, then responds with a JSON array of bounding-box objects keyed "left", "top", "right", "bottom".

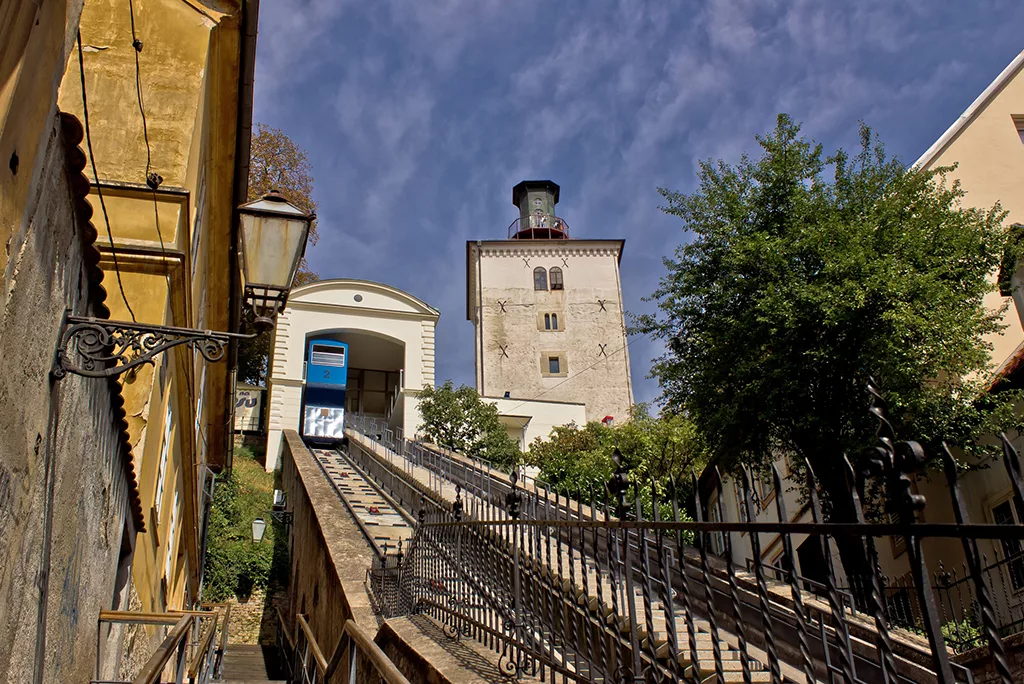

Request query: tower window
[
  {"left": 534, "top": 267, "right": 548, "bottom": 290},
  {"left": 540, "top": 312, "right": 561, "bottom": 331},
  {"left": 541, "top": 351, "right": 567, "bottom": 377},
  {"left": 550, "top": 267, "right": 563, "bottom": 290}
]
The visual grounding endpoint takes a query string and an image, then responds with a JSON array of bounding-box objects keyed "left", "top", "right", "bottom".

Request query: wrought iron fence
[{"left": 345, "top": 388, "right": 1024, "bottom": 684}]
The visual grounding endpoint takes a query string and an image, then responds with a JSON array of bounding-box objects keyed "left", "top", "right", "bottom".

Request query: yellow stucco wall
[
  {"left": 918, "top": 58, "right": 1024, "bottom": 371},
  {"left": 56, "top": 0, "right": 244, "bottom": 609}
]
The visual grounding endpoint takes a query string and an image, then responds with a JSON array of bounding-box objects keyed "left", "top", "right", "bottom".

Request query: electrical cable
[
  {"left": 126, "top": 1, "right": 206, "bottom": 457},
  {"left": 127, "top": 0, "right": 167, "bottom": 254},
  {"left": 77, "top": 31, "right": 137, "bottom": 322}
]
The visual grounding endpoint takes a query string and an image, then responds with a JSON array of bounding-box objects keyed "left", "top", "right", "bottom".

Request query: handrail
[
  {"left": 98, "top": 610, "right": 186, "bottom": 626},
  {"left": 133, "top": 613, "right": 192, "bottom": 684},
  {"left": 338, "top": 619, "right": 411, "bottom": 683},
  {"left": 279, "top": 611, "right": 410, "bottom": 684},
  {"left": 201, "top": 602, "right": 231, "bottom": 678},
  {"left": 186, "top": 617, "right": 217, "bottom": 678},
  {"left": 296, "top": 614, "right": 329, "bottom": 673},
  {"left": 276, "top": 606, "right": 294, "bottom": 650}
]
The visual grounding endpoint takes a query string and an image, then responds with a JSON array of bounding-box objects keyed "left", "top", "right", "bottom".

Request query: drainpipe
[
  {"left": 476, "top": 241, "right": 485, "bottom": 395},
  {"left": 223, "top": 0, "right": 260, "bottom": 474}
]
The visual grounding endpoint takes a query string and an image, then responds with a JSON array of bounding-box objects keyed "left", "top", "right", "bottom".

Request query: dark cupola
[{"left": 509, "top": 180, "right": 569, "bottom": 240}]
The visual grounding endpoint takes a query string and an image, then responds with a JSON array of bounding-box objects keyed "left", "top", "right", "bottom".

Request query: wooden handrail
[
  {"left": 337, "top": 619, "right": 411, "bottom": 684},
  {"left": 296, "top": 614, "right": 329, "bottom": 673},
  {"left": 283, "top": 612, "right": 409, "bottom": 683},
  {"left": 186, "top": 615, "right": 218, "bottom": 677},
  {"left": 98, "top": 610, "right": 186, "bottom": 626},
  {"left": 133, "top": 613, "right": 192, "bottom": 684},
  {"left": 276, "top": 606, "right": 294, "bottom": 650}
]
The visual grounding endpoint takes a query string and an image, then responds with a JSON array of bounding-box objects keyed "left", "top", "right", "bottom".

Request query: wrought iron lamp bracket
[
  {"left": 52, "top": 313, "right": 256, "bottom": 380},
  {"left": 270, "top": 510, "right": 293, "bottom": 526}
]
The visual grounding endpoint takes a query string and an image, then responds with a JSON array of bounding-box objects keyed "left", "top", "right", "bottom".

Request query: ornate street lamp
[
  {"left": 52, "top": 191, "right": 313, "bottom": 379},
  {"left": 237, "top": 190, "right": 312, "bottom": 332}
]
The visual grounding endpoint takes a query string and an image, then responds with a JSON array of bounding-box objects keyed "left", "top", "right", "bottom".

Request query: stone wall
[
  {"left": 0, "top": 113, "right": 143, "bottom": 683},
  {"left": 280, "top": 430, "right": 380, "bottom": 682},
  {"left": 955, "top": 631, "right": 1024, "bottom": 684}
]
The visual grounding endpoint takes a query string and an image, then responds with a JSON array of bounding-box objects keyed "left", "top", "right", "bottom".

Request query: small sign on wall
[{"left": 235, "top": 386, "right": 264, "bottom": 433}]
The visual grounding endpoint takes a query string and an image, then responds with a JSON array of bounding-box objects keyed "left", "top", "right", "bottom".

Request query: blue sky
[{"left": 253, "top": 0, "right": 1024, "bottom": 406}]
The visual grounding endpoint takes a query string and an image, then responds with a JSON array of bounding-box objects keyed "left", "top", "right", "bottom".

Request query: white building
[
  {"left": 466, "top": 180, "right": 633, "bottom": 447},
  {"left": 264, "top": 279, "right": 439, "bottom": 470}
]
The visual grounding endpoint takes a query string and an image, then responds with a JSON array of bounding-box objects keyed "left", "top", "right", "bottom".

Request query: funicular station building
[{"left": 264, "top": 279, "right": 439, "bottom": 471}]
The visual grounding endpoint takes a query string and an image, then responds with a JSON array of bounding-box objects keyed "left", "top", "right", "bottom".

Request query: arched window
[
  {"left": 551, "top": 313, "right": 558, "bottom": 329},
  {"left": 549, "top": 267, "right": 564, "bottom": 290},
  {"left": 534, "top": 267, "right": 548, "bottom": 290},
  {"left": 544, "top": 314, "right": 551, "bottom": 330}
]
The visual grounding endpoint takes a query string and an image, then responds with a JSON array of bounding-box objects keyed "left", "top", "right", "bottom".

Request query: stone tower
[{"left": 466, "top": 180, "right": 633, "bottom": 424}]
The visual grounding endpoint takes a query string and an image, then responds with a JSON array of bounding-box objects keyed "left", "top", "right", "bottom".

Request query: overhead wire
[
  {"left": 77, "top": 31, "right": 137, "bottom": 322},
  {"left": 126, "top": 1, "right": 206, "bottom": 454}
]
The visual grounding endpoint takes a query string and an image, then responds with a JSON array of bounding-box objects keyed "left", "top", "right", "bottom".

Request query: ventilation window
[
  {"left": 1016, "top": 115, "right": 1024, "bottom": 145},
  {"left": 549, "top": 267, "right": 563, "bottom": 290},
  {"left": 534, "top": 266, "right": 548, "bottom": 290},
  {"left": 542, "top": 352, "right": 566, "bottom": 377}
]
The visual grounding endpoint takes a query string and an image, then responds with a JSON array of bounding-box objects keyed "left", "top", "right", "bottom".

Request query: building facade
[
  {"left": 0, "top": 0, "right": 257, "bottom": 680},
  {"left": 265, "top": 279, "right": 440, "bottom": 471},
  {"left": 466, "top": 180, "right": 634, "bottom": 445}
]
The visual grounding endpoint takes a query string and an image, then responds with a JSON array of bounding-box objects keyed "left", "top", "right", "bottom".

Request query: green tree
[
  {"left": 238, "top": 123, "right": 320, "bottom": 386},
  {"left": 527, "top": 407, "right": 708, "bottom": 513},
  {"left": 418, "top": 381, "right": 521, "bottom": 469},
  {"left": 636, "top": 114, "right": 1021, "bottom": 577}
]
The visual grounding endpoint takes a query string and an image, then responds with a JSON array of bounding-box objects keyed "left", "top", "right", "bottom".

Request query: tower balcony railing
[{"left": 507, "top": 213, "right": 571, "bottom": 240}]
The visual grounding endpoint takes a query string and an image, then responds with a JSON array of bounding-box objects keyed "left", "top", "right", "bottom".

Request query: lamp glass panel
[
  {"left": 251, "top": 517, "right": 267, "bottom": 543},
  {"left": 240, "top": 212, "right": 307, "bottom": 289}
]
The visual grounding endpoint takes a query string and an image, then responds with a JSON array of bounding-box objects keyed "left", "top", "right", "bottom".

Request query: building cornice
[
  {"left": 285, "top": 299, "right": 440, "bottom": 322},
  {"left": 915, "top": 48, "right": 1024, "bottom": 169}
]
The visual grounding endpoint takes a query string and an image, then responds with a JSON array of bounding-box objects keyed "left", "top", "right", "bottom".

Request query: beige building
[
  {"left": 265, "top": 279, "right": 440, "bottom": 470},
  {"left": 54, "top": 0, "right": 256, "bottom": 619},
  {"left": 466, "top": 181, "right": 634, "bottom": 446}
]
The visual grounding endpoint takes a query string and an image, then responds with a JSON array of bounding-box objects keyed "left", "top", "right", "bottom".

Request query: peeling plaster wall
[{"left": 0, "top": 115, "right": 137, "bottom": 684}]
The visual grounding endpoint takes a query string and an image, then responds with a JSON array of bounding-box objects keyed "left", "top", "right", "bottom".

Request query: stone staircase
[
  {"left": 219, "top": 644, "right": 284, "bottom": 683},
  {"left": 346, "top": 431, "right": 796, "bottom": 682}
]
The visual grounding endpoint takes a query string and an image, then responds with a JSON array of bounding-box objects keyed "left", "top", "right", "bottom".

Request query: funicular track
[{"left": 309, "top": 446, "right": 414, "bottom": 554}]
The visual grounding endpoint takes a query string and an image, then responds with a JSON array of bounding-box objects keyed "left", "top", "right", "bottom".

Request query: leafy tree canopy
[
  {"left": 238, "top": 123, "right": 320, "bottom": 386},
  {"left": 418, "top": 380, "right": 522, "bottom": 469},
  {"left": 527, "top": 406, "right": 708, "bottom": 514},
  {"left": 635, "top": 114, "right": 1021, "bottom": 506}
]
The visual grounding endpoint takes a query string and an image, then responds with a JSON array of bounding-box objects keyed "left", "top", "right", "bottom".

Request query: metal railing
[
  {"left": 276, "top": 608, "right": 411, "bottom": 684},
  {"left": 508, "top": 213, "right": 571, "bottom": 239},
  {"left": 345, "top": 389, "right": 1024, "bottom": 684},
  {"left": 92, "top": 605, "right": 228, "bottom": 684}
]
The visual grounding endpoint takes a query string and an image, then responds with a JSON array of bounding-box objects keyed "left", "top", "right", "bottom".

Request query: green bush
[{"left": 201, "top": 446, "right": 280, "bottom": 601}]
